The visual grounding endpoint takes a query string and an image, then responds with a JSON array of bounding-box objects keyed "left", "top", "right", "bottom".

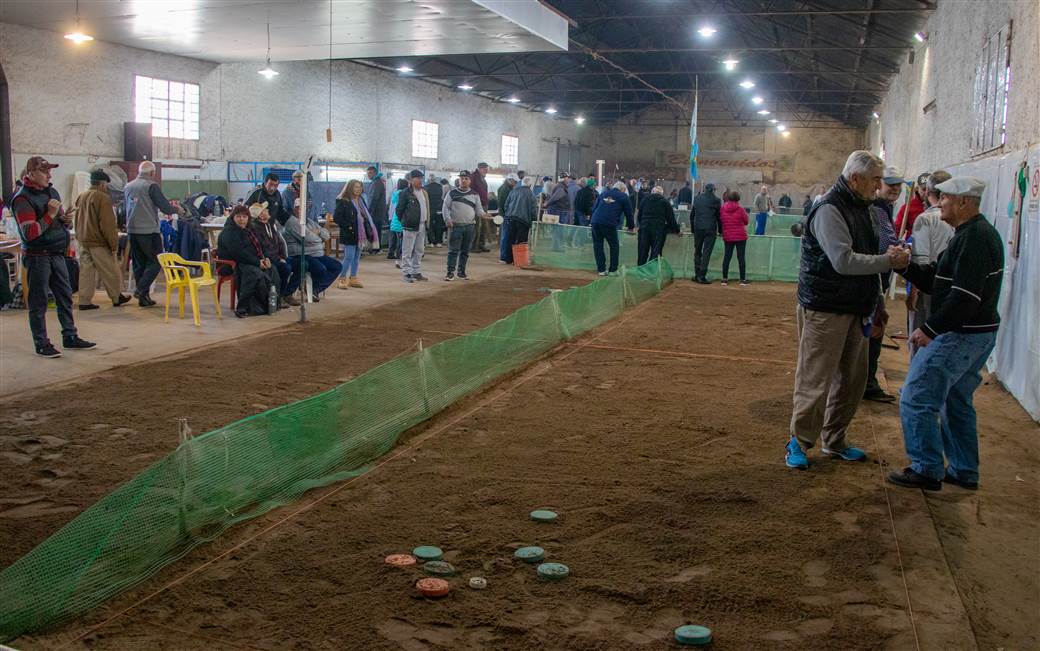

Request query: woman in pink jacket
[{"left": 720, "top": 190, "right": 750, "bottom": 286}]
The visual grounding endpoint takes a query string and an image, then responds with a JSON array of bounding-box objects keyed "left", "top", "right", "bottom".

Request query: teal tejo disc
[
  {"left": 536, "top": 562, "right": 569, "bottom": 581},
  {"left": 530, "top": 509, "right": 558, "bottom": 522},
  {"left": 514, "top": 546, "right": 545, "bottom": 563},
  {"left": 412, "top": 546, "right": 443, "bottom": 562},
  {"left": 674, "top": 625, "right": 712, "bottom": 646}
]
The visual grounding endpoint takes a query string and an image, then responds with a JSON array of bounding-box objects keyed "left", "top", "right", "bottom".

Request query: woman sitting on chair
[
  {"left": 217, "top": 205, "right": 277, "bottom": 318},
  {"left": 250, "top": 202, "right": 298, "bottom": 308}
]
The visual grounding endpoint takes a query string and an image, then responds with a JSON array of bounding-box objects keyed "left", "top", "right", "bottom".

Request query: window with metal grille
[
  {"left": 501, "top": 134, "right": 519, "bottom": 166},
  {"left": 970, "top": 23, "right": 1011, "bottom": 155},
  {"left": 134, "top": 75, "right": 199, "bottom": 140},
  {"left": 411, "top": 120, "right": 439, "bottom": 159}
]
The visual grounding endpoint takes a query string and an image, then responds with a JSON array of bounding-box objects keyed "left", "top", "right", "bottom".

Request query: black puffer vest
[
  {"left": 12, "top": 182, "right": 68, "bottom": 255},
  {"left": 797, "top": 176, "right": 880, "bottom": 316}
]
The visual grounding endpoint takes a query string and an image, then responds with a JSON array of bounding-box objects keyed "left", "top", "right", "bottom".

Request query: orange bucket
[{"left": 512, "top": 243, "right": 530, "bottom": 268}]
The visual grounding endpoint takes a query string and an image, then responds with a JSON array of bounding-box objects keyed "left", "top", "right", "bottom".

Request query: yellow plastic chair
[{"left": 157, "top": 253, "right": 222, "bottom": 326}]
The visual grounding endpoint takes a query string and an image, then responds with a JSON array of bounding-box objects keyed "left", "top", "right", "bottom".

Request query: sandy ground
[{"left": 6, "top": 279, "right": 1038, "bottom": 650}]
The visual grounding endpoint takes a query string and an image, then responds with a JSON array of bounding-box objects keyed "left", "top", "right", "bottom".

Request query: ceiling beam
[{"left": 576, "top": 9, "right": 934, "bottom": 21}]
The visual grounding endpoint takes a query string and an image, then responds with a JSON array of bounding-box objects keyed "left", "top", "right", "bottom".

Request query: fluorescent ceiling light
[
  {"left": 506, "top": 96, "right": 520, "bottom": 103},
  {"left": 64, "top": 31, "right": 93, "bottom": 43},
  {"left": 776, "top": 124, "right": 786, "bottom": 132},
  {"left": 769, "top": 118, "right": 778, "bottom": 124},
  {"left": 781, "top": 131, "right": 791, "bottom": 138},
  {"left": 751, "top": 96, "right": 764, "bottom": 105},
  {"left": 575, "top": 116, "right": 586, "bottom": 125},
  {"left": 739, "top": 79, "right": 755, "bottom": 89},
  {"left": 914, "top": 32, "right": 926, "bottom": 43},
  {"left": 545, "top": 107, "right": 558, "bottom": 114},
  {"left": 697, "top": 26, "right": 717, "bottom": 38},
  {"left": 396, "top": 65, "right": 413, "bottom": 73},
  {"left": 757, "top": 109, "right": 770, "bottom": 115},
  {"left": 458, "top": 84, "right": 473, "bottom": 90},
  {"left": 722, "top": 58, "right": 739, "bottom": 71},
  {"left": 258, "top": 62, "right": 279, "bottom": 78}
]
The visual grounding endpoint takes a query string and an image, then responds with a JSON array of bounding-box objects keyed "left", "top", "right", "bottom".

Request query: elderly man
[
  {"left": 590, "top": 181, "right": 634, "bottom": 275},
  {"left": 497, "top": 174, "right": 517, "bottom": 262},
  {"left": 246, "top": 172, "right": 290, "bottom": 226},
  {"left": 690, "top": 183, "right": 722, "bottom": 284},
  {"left": 396, "top": 169, "right": 430, "bottom": 282},
  {"left": 753, "top": 185, "right": 773, "bottom": 235},
  {"left": 636, "top": 186, "right": 680, "bottom": 266},
  {"left": 786, "top": 150, "right": 904, "bottom": 470},
  {"left": 887, "top": 177, "right": 1003, "bottom": 491},
  {"left": 124, "top": 160, "right": 181, "bottom": 307},
  {"left": 74, "top": 169, "right": 132, "bottom": 310},
  {"left": 863, "top": 166, "right": 905, "bottom": 403},
  {"left": 12, "top": 156, "right": 95, "bottom": 357},
  {"left": 907, "top": 170, "right": 955, "bottom": 357},
  {"left": 469, "top": 162, "right": 492, "bottom": 253},
  {"left": 281, "top": 171, "right": 317, "bottom": 224}
]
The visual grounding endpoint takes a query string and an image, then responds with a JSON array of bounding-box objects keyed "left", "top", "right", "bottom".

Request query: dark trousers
[
  {"left": 499, "top": 218, "right": 513, "bottom": 263},
  {"left": 26, "top": 254, "right": 77, "bottom": 348},
  {"left": 693, "top": 230, "right": 717, "bottom": 280},
  {"left": 387, "top": 231, "right": 402, "bottom": 259},
  {"left": 866, "top": 335, "right": 883, "bottom": 392},
  {"left": 471, "top": 218, "right": 489, "bottom": 251},
  {"left": 447, "top": 223, "right": 475, "bottom": 275},
  {"left": 592, "top": 223, "right": 619, "bottom": 273},
  {"left": 286, "top": 255, "right": 342, "bottom": 295},
  {"left": 272, "top": 259, "right": 292, "bottom": 296},
  {"left": 129, "top": 232, "right": 163, "bottom": 297},
  {"left": 722, "top": 240, "right": 747, "bottom": 280},
  {"left": 428, "top": 213, "right": 447, "bottom": 245},
  {"left": 510, "top": 220, "right": 531, "bottom": 246},
  {"left": 637, "top": 222, "right": 667, "bottom": 266}
]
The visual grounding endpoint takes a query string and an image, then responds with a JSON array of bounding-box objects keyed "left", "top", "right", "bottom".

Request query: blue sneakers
[
  {"left": 785, "top": 437, "right": 809, "bottom": 469},
  {"left": 821, "top": 446, "right": 868, "bottom": 462}
]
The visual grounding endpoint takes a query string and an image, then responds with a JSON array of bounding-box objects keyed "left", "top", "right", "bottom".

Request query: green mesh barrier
[
  {"left": 530, "top": 222, "right": 801, "bottom": 282},
  {"left": 0, "top": 259, "right": 674, "bottom": 642}
]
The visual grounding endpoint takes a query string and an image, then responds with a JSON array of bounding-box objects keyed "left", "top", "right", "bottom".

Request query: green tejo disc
[
  {"left": 674, "top": 625, "right": 712, "bottom": 646},
  {"left": 536, "top": 562, "right": 569, "bottom": 581},
  {"left": 423, "top": 561, "right": 456, "bottom": 576},
  {"left": 412, "top": 546, "right": 443, "bottom": 562},
  {"left": 530, "top": 509, "right": 558, "bottom": 522},
  {"left": 514, "top": 546, "right": 545, "bottom": 563}
]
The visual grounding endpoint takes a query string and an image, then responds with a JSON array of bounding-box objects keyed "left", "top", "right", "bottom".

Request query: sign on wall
[{"left": 657, "top": 150, "right": 785, "bottom": 170}]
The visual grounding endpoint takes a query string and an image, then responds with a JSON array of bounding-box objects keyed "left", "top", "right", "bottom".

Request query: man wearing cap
[
  {"left": 469, "top": 162, "right": 492, "bottom": 253},
  {"left": 894, "top": 173, "right": 929, "bottom": 238},
  {"left": 907, "top": 170, "right": 955, "bottom": 357},
  {"left": 395, "top": 170, "right": 430, "bottom": 282},
  {"left": 124, "top": 160, "right": 182, "bottom": 307},
  {"left": 862, "top": 166, "right": 905, "bottom": 403},
  {"left": 786, "top": 150, "right": 905, "bottom": 471},
  {"left": 424, "top": 174, "right": 446, "bottom": 247},
  {"left": 74, "top": 169, "right": 132, "bottom": 310},
  {"left": 496, "top": 174, "right": 517, "bottom": 262},
  {"left": 11, "top": 157, "right": 95, "bottom": 357},
  {"left": 246, "top": 172, "right": 290, "bottom": 227},
  {"left": 690, "top": 183, "right": 722, "bottom": 284},
  {"left": 281, "top": 171, "right": 317, "bottom": 224},
  {"left": 442, "top": 170, "right": 486, "bottom": 281},
  {"left": 887, "top": 177, "right": 1003, "bottom": 491}
]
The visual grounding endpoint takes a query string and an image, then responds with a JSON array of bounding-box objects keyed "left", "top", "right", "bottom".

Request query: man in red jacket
[
  {"left": 894, "top": 173, "right": 929, "bottom": 237},
  {"left": 469, "top": 162, "right": 492, "bottom": 253}
]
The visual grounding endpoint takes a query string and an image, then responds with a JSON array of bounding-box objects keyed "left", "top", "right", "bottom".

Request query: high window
[
  {"left": 411, "top": 120, "right": 439, "bottom": 159},
  {"left": 134, "top": 75, "right": 199, "bottom": 140},
  {"left": 971, "top": 23, "right": 1011, "bottom": 155},
  {"left": 501, "top": 134, "right": 519, "bottom": 165}
]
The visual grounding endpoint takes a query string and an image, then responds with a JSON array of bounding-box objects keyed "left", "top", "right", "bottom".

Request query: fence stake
[{"left": 417, "top": 338, "right": 432, "bottom": 416}]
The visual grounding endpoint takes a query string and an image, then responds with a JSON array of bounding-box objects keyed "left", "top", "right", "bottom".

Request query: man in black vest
[
  {"left": 11, "top": 156, "right": 95, "bottom": 358},
  {"left": 786, "top": 150, "right": 905, "bottom": 470}
]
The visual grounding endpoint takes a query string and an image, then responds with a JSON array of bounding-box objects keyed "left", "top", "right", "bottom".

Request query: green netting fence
[
  {"left": 0, "top": 258, "right": 674, "bottom": 642},
  {"left": 531, "top": 222, "right": 802, "bottom": 282},
  {"left": 674, "top": 209, "right": 803, "bottom": 238}
]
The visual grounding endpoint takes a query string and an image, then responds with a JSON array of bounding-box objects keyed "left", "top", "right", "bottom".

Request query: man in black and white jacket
[{"left": 442, "top": 170, "right": 486, "bottom": 281}]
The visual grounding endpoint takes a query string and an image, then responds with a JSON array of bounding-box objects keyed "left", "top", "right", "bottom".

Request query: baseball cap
[
  {"left": 916, "top": 172, "right": 930, "bottom": 186},
  {"left": 408, "top": 169, "right": 424, "bottom": 179},
  {"left": 25, "top": 156, "right": 59, "bottom": 173},
  {"left": 882, "top": 166, "right": 905, "bottom": 185},
  {"left": 458, "top": 170, "right": 471, "bottom": 178},
  {"left": 89, "top": 169, "right": 111, "bottom": 183},
  {"left": 477, "top": 162, "right": 489, "bottom": 169},
  {"left": 934, "top": 176, "right": 986, "bottom": 198}
]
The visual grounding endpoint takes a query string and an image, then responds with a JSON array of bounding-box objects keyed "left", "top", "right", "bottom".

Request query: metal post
[
  {"left": 417, "top": 338, "right": 431, "bottom": 416},
  {"left": 595, "top": 159, "right": 605, "bottom": 189}
]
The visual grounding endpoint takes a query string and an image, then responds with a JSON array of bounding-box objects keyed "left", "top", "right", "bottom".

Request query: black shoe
[
  {"left": 413, "top": 274, "right": 429, "bottom": 282},
  {"left": 942, "top": 470, "right": 979, "bottom": 491},
  {"left": 138, "top": 295, "right": 156, "bottom": 307},
  {"left": 887, "top": 467, "right": 942, "bottom": 491},
  {"left": 114, "top": 294, "right": 133, "bottom": 307},
  {"left": 78, "top": 304, "right": 100, "bottom": 311},
  {"left": 35, "top": 344, "right": 62, "bottom": 358},
  {"left": 62, "top": 336, "right": 97, "bottom": 350},
  {"left": 864, "top": 388, "right": 897, "bottom": 403},
  {"left": 695, "top": 277, "right": 711, "bottom": 285},
  {"left": 445, "top": 272, "right": 454, "bottom": 281},
  {"left": 234, "top": 309, "right": 248, "bottom": 318},
  {"left": 311, "top": 294, "right": 321, "bottom": 303},
  {"left": 457, "top": 272, "right": 469, "bottom": 280}
]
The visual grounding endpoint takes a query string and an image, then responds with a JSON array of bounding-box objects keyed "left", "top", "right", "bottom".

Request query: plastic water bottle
[{"left": 268, "top": 283, "right": 278, "bottom": 314}]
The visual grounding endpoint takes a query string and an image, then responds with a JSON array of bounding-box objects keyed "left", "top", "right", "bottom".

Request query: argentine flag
[{"left": 689, "top": 89, "right": 699, "bottom": 181}]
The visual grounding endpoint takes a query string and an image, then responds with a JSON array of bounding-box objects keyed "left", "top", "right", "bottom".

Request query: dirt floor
[{"left": 7, "top": 278, "right": 1039, "bottom": 650}]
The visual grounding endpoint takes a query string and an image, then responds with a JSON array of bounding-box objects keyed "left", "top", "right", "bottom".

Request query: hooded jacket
[
  {"left": 250, "top": 218, "right": 287, "bottom": 261},
  {"left": 12, "top": 177, "right": 68, "bottom": 255},
  {"left": 590, "top": 188, "right": 634, "bottom": 228},
  {"left": 720, "top": 201, "right": 749, "bottom": 242},
  {"left": 217, "top": 216, "right": 264, "bottom": 267}
]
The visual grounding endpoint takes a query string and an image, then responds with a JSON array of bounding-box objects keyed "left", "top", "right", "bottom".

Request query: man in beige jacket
[{"left": 74, "top": 169, "right": 131, "bottom": 309}]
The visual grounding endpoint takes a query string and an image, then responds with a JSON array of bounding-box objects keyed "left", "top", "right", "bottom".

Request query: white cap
[
  {"left": 882, "top": 166, "right": 905, "bottom": 184},
  {"left": 935, "top": 176, "right": 986, "bottom": 198},
  {"left": 506, "top": 173, "right": 518, "bottom": 181}
]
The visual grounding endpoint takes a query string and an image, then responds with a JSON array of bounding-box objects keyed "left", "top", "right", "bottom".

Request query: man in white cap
[
  {"left": 887, "top": 176, "right": 1003, "bottom": 491},
  {"left": 906, "top": 170, "right": 955, "bottom": 357},
  {"left": 862, "top": 166, "right": 904, "bottom": 403}
]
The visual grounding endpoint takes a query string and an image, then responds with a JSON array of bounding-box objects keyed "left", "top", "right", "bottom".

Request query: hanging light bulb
[
  {"left": 575, "top": 115, "right": 586, "bottom": 125},
  {"left": 545, "top": 107, "right": 558, "bottom": 115},
  {"left": 722, "top": 58, "right": 739, "bottom": 71},
  {"left": 64, "top": 0, "right": 94, "bottom": 44},
  {"left": 258, "top": 23, "right": 279, "bottom": 78}
]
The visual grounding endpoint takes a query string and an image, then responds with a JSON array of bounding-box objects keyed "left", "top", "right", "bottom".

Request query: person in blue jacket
[{"left": 589, "top": 181, "right": 634, "bottom": 275}]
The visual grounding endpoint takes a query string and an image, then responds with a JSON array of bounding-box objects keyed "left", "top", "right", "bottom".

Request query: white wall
[{"left": 0, "top": 22, "right": 591, "bottom": 200}]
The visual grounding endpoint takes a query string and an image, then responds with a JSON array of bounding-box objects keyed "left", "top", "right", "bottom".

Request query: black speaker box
[{"left": 123, "top": 122, "right": 152, "bottom": 161}]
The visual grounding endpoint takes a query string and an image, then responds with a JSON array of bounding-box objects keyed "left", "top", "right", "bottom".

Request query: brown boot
[
  {"left": 349, "top": 276, "right": 363, "bottom": 288},
  {"left": 337, "top": 277, "right": 350, "bottom": 290},
  {"left": 283, "top": 294, "right": 301, "bottom": 306}
]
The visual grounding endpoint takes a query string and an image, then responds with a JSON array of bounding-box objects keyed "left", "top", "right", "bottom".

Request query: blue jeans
[
  {"left": 899, "top": 331, "right": 997, "bottom": 482},
  {"left": 448, "top": 223, "right": 475, "bottom": 275},
  {"left": 499, "top": 218, "right": 512, "bottom": 262},
  {"left": 591, "top": 223, "right": 619, "bottom": 272},
  {"left": 754, "top": 212, "right": 768, "bottom": 235},
  {"left": 339, "top": 244, "right": 361, "bottom": 277},
  {"left": 286, "top": 255, "right": 342, "bottom": 295}
]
